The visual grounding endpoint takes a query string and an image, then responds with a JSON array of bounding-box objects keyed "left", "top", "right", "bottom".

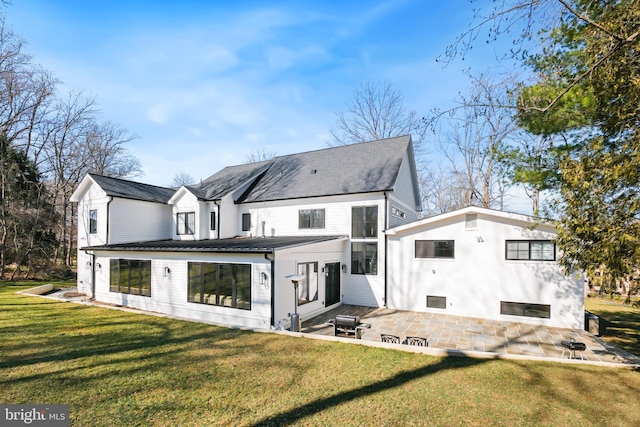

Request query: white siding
[
  {"left": 109, "top": 198, "right": 172, "bottom": 244},
  {"left": 387, "top": 210, "right": 585, "bottom": 329},
  {"left": 172, "top": 191, "right": 201, "bottom": 240},
  {"left": 219, "top": 193, "right": 239, "bottom": 238},
  {"left": 76, "top": 183, "right": 109, "bottom": 296},
  {"left": 273, "top": 239, "right": 347, "bottom": 328}
]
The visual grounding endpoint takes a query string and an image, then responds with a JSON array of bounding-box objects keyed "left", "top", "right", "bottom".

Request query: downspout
[
  {"left": 384, "top": 191, "right": 389, "bottom": 308},
  {"left": 214, "top": 200, "right": 221, "bottom": 239},
  {"left": 106, "top": 196, "right": 113, "bottom": 244},
  {"left": 265, "top": 252, "right": 275, "bottom": 328}
]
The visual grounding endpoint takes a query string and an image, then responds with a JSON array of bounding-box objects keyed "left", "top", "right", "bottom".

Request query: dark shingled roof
[
  {"left": 188, "top": 135, "right": 413, "bottom": 203},
  {"left": 82, "top": 235, "right": 347, "bottom": 253},
  {"left": 185, "top": 161, "right": 272, "bottom": 200},
  {"left": 89, "top": 174, "right": 175, "bottom": 204}
]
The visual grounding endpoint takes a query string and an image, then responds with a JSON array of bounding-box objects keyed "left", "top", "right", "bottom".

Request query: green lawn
[
  {"left": 586, "top": 296, "right": 640, "bottom": 357},
  {"left": 2, "top": 282, "right": 639, "bottom": 427}
]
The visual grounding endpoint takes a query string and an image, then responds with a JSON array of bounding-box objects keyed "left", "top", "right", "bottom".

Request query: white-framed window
[
  {"left": 89, "top": 209, "right": 97, "bottom": 234},
  {"left": 297, "top": 262, "right": 319, "bottom": 305},
  {"left": 299, "top": 209, "right": 325, "bottom": 229}
]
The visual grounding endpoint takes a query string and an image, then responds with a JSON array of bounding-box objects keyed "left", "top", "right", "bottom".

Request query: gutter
[
  {"left": 265, "top": 252, "right": 276, "bottom": 328},
  {"left": 384, "top": 191, "right": 389, "bottom": 308},
  {"left": 106, "top": 196, "right": 113, "bottom": 244},
  {"left": 213, "top": 200, "right": 221, "bottom": 239}
]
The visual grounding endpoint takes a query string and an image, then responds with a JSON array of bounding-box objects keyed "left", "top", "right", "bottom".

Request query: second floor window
[
  {"left": 210, "top": 211, "right": 216, "bottom": 231},
  {"left": 89, "top": 209, "right": 97, "bottom": 234},
  {"left": 352, "top": 206, "right": 378, "bottom": 238},
  {"left": 299, "top": 209, "right": 325, "bottom": 229},
  {"left": 177, "top": 212, "right": 195, "bottom": 235},
  {"left": 242, "top": 213, "right": 251, "bottom": 231}
]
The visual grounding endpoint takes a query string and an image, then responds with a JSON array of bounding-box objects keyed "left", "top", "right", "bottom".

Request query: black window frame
[
  {"left": 352, "top": 206, "right": 378, "bottom": 238},
  {"left": 298, "top": 209, "right": 325, "bottom": 229},
  {"left": 210, "top": 211, "right": 216, "bottom": 231},
  {"left": 415, "top": 240, "right": 455, "bottom": 259},
  {"left": 427, "top": 295, "right": 447, "bottom": 309},
  {"left": 351, "top": 242, "right": 378, "bottom": 275},
  {"left": 177, "top": 212, "right": 195, "bottom": 235},
  {"left": 187, "top": 262, "right": 251, "bottom": 310},
  {"left": 109, "top": 259, "right": 151, "bottom": 297},
  {"left": 242, "top": 213, "right": 251, "bottom": 232},
  {"left": 505, "top": 240, "right": 556, "bottom": 261},
  {"left": 296, "top": 261, "right": 319, "bottom": 305},
  {"left": 500, "top": 301, "right": 551, "bottom": 319},
  {"left": 89, "top": 209, "right": 97, "bottom": 234}
]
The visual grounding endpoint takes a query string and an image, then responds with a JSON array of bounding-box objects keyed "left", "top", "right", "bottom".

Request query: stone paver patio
[{"left": 302, "top": 305, "right": 640, "bottom": 365}]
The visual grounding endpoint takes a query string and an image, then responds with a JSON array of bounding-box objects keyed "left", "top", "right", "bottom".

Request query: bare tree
[
  {"left": 0, "top": 14, "right": 142, "bottom": 274},
  {"left": 244, "top": 147, "right": 277, "bottom": 164},
  {"left": 330, "top": 79, "right": 427, "bottom": 154},
  {"left": 37, "top": 91, "right": 140, "bottom": 266},
  {"left": 171, "top": 171, "right": 196, "bottom": 187},
  {"left": 433, "top": 72, "right": 518, "bottom": 210},
  {"left": 420, "top": 165, "right": 468, "bottom": 216}
]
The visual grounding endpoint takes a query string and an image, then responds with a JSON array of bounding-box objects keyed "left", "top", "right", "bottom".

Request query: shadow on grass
[{"left": 250, "top": 355, "right": 485, "bottom": 426}]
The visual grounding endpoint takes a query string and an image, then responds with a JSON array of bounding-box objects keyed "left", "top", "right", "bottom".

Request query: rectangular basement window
[
  {"left": 500, "top": 301, "right": 550, "bottom": 319},
  {"left": 427, "top": 295, "right": 446, "bottom": 309}
]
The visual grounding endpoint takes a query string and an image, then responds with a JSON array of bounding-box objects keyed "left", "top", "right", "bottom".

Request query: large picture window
[
  {"left": 351, "top": 206, "right": 378, "bottom": 275},
  {"left": 297, "top": 262, "right": 318, "bottom": 304},
  {"left": 351, "top": 242, "right": 378, "bottom": 275},
  {"left": 109, "top": 259, "right": 151, "bottom": 296},
  {"left": 506, "top": 240, "right": 555, "bottom": 261},
  {"left": 89, "top": 209, "right": 97, "bottom": 234},
  {"left": 299, "top": 209, "right": 325, "bottom": 229},
  {"left": 415, "top": 240, "right": 455, "bottom": 259},
  {"left": 177, "top": 212, "right": 195, "bottom": 235},
  {"left": 500, "top": 301, "right": 551, "bottom": 319},
  {"left": 188, "top": 262, "right": 251, "bottom": 310}
]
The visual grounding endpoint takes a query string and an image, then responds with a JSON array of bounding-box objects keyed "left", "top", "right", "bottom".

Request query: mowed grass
[
  {"left": 1, "top": 282, "right": 640, "bottom": 427},
  {"left": 586, "top": 297, "right": 640, "bottom": 357}
]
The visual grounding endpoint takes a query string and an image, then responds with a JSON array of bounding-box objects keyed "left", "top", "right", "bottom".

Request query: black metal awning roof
[{"left": 81, "top": 235, "right": 347, "bottom": 254}]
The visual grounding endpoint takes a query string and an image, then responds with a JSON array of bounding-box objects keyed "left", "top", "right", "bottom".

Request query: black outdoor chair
[
  {"left": 381, "top": 334, "right": 401, "bottom": 344},
  {"left": 405, "top": 336, "right": 428, "bottom": 347}
]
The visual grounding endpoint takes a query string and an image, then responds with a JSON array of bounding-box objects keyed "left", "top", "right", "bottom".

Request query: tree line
[{"left": 0, "top": 15, "right": 140, "bottom": 279}]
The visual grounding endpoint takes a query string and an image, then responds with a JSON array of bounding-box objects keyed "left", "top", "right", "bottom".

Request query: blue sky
[{"left": 7, "top": 0, "right": 512, "bottom": 187}]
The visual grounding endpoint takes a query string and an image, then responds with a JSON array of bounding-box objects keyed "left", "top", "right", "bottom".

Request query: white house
[
  {"left": 70, "top": 136, "right": 584, "bottom": 331},
  {"left": 70, "top": 136, "right": 421, "bottom": 330},
  {"left": 386, "top": 206, "right": 585, "bottom": 329}
]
